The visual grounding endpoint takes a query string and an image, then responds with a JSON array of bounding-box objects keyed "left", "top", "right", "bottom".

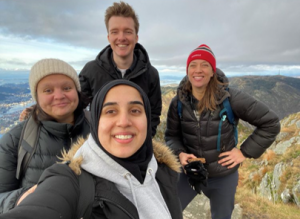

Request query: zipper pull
[{"left": 99, "top": 200, "right": 105, "bottom": 208}]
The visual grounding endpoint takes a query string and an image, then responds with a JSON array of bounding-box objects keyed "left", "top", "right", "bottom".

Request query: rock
[
  {"left": 232, "top": 204, "right": 243, "bottom": 219},
  {"left": 281, "top": 188, "right": 293, "bottom": 204},
  {"left": 292, "top": 181, "right": 300, "bottom": 207},
  {"left": 272, "top": 162, "right": 285, "bottom": 202},
  {"left": 259, "top": 173, "right": 273, "bottom": 201},
  {"left": 271, "top": 137, "right": 295, "bottom": 154},
  {"left": 183, "top": 194, "right": 243, "bottom": 218},
  {"left": 296, "top": 120, "right": 300, "bottom": 129},
  {"left": 183, "top": 194, "right": 210, "bottom": 219},
  {"left": 274, "top": 132, "right": 289, "bottom": 142}
]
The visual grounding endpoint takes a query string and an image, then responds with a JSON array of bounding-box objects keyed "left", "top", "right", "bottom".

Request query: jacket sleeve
[
  {"left": 165, "top": 96, "right": 186, "bottom": 156},
  {"left": 229, "top": 88, "right": 281, "bottom": 158},
  {"left": 149, "top": 67, "right": 162, "bottom": 137},
  {"left": 0, "top": 164, "right": 80, "bottom": 219},
  {"left": 0, "top": 123, "right": 24, "bottom": 213},
  {"left": 79, "top": 63, "right": 93, "bottom": 108}
]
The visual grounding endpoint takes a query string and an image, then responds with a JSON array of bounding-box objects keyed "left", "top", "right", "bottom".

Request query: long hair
[{"left": 183, "top": 74, "right": 225, "bottom": 114}]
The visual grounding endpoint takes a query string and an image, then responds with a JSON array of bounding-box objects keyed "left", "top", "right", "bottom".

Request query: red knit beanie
[{"left": 186, "top": 44, "right": 216, "bottom": 74}]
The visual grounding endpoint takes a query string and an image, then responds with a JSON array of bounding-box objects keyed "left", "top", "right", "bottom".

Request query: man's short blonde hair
[{"left": 105, "top": 1, "right": 139, "bottom": 34}]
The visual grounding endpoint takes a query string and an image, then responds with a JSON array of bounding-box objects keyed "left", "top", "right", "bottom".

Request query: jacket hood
[
  {"left": 177, "top": 68, "right": 230, "bottom": 105},
  {"left": 60, "top": 137, "right": 181, "bottom": 176},
  {"left": 95, "top": 43, "right": 150, "bottom": 79}
]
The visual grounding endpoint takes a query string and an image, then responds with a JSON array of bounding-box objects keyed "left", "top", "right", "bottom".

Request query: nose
[
  {"left": 117, "top": 32, "right": 126, "bottom": 41},
  {"left": 116, "top": 111, "right": 132, "bottom": 127},
  {"left": 195, "top": 64, "right": 203, "bottom": 72},
  {"left": 53, "top": 89, "right": 65, "bottom": 99}
]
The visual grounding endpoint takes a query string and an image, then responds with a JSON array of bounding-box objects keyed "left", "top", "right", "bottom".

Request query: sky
[{"left": 0, "top": 0, "right": 300, "bottom": 78}]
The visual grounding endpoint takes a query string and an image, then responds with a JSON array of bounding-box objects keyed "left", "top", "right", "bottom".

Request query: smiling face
[
  {"left": 36, "top": 74, "right": 79, "bottom": 124},
  {"left": 107, "top": 16, "right": 138, "bottom": 63},
  {"left": 98, "top": 85, "right": 147, "bottom": 158},
  {"left": 187, "top": 59, "right": 214, "bottom": 92}
]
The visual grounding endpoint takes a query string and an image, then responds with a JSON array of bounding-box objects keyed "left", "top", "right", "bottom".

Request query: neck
[
  {"left": 192, "top": 87, "right": 206, "bottom": 101},
  {"left": 56, "top": 114, "right": 74, "bottom": 125},
  {"left": 113, "top": 53, "right": 133, "bottom": 69}
]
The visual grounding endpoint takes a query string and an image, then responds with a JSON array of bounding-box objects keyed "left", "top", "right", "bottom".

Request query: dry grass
[{"left": 235, "top": 187, "right": 300, "bottom": 219}]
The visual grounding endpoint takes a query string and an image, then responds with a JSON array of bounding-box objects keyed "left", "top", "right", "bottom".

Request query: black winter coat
[
  {"left": 165, "top": 69, "right": 281, "bottom": 178},
  {"left": 0, "top": 110, "right": 90, "bottom": 213},
  {"left": 0, "top": 140, "right": 183, "bottom": 219},
  {"left": 79, "top": 43, "right": 162, "bottom": 136}
]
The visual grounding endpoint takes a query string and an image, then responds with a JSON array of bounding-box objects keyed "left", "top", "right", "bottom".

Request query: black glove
[{"left": 184, "top": 161, "right": 208, "bottom": 194}]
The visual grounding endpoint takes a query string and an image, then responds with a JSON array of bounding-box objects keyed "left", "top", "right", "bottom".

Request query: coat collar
[{"left": 59, "top": 137, "right": 181, "bottom": 175}]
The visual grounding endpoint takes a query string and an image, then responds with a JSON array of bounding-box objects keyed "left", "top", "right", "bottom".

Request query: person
[
  {"left": 0, "top": 79, "right": 182, "bottom": 219},
  {"left": 0, "top": 58, "right": 90, "bottom": 214},
  {"left": 79, "top": 1, "right": 162, "bottom": 137},
  {"left": 165, "top": 44, "right": 281, "bottom": 219}
]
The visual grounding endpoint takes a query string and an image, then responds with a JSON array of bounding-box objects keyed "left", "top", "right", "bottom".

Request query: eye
[
  {"left": 63, "top": 86, "right": 72, "bottom": 91},
  {"left": 131, "top": 109, "right": 141, "bottom": 114},
  {"left": 106, "top": 109, "right": 116, "bottom": 114},
  {"left": 130, "top": 106, "right": 144, "bottom": 115},
  {"left": 102, "top": 107, "right": 117, "bottom": 115},
  {"left": 43, "top": 88, "right": 52, "bottom": 93}
]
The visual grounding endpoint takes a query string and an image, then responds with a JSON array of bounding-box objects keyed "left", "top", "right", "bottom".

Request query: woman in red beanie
[{"left": 165, "top": 44, "right": 280, "bottom": 219}]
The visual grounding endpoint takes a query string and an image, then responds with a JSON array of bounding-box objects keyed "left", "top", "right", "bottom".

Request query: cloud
[{"left": 0, "top": 0, "right": 300, "bottom": 74}]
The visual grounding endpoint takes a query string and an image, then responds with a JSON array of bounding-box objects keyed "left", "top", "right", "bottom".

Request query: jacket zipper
[
  {"left": 99, "top": 198, "right": 137, "bottom": 219},
  {"left": 197, "top": 113, "right": 203, "bottom": 157},
  {"left": 185, "top": 100, "right": 203, "bottom": 158},
  {"left": 206, "top": 111, "right": 213, "bottom": 136}
]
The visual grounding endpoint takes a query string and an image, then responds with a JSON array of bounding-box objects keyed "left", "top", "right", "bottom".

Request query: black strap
[
  {"left": 16, "top": 116, "right": 40, "bottom": 179},
  {"left": 76, "top": 170, "right": 95, "bottom": 218}
]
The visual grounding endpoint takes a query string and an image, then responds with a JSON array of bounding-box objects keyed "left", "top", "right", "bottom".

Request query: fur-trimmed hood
[{"left": 60, "top": 136, "right": 181, "bottom": 176}]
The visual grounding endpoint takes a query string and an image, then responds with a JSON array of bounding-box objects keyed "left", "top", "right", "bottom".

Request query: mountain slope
[{"left": 229, "top": 75, "right": 300, "bottom": 119}]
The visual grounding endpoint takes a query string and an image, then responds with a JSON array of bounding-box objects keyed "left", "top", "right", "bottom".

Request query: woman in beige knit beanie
[
  {"left": 0, "top": 58, "right": 90, "bottom": 213},
  {"left": 29, "top": 58, "right": 82, "bottom": 123}
]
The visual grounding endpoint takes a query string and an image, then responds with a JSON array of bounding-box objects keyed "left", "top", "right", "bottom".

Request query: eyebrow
[{"left": 102, "top": 101, "right": 144, "bottom": 108}]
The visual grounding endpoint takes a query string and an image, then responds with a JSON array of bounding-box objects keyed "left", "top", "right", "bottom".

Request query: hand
[
  {"left": 178, "top": 152, "right": 197, "bottom": 167},
  {"left": 218, "top": 147, "right": 246, "bottom": 169},
  {"left": 17, "top": 184, "right": 37, "bottom": 206},
  {"left": 19, "top": 106, "right": 34, "bottom": 121}
]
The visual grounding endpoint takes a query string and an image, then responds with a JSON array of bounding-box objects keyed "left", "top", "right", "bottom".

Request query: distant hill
[
  {"left": 228, "top": 75, "right": 300, "bottom": 120},
  {"left": 0, "top": 83, "right": 30, "bottom": 101}
]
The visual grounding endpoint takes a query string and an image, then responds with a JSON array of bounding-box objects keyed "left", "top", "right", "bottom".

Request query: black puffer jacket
[
  {"left": 0, "top": 140, "right": 182, "bottom": 219},
  {"left": 79, "top": 43, "right": 162, "bottom": 136},
  {"left": 0, "top": 110, "right": 90, "bottom": 213},
  {"left": 165, "top": 69, "right": 281, "bottom": 178}
]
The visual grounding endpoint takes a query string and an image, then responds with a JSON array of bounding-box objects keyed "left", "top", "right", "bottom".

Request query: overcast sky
[{"left": 0, "top": 0, "right": 299, "bottom": 77}]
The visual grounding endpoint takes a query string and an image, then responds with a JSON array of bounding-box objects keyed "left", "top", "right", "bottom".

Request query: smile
[
  {"left": 193, "top": 76, "right": 204, "bottom": 81},
  {"left": 118, "top": 44, "right": 127, "bottom": 48},
  {"left": 53, "top": 102, "right": 69, "bottom": 107},
  {"left": 115, "top": 135, "right": 133, "bottom": 139}
]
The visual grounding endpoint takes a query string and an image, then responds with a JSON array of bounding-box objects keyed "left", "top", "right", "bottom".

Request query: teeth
[
  {"left": 118, "top": 45, "right": 127, "bottom": 47},
  {"left": 194, "top": 76, "right": 203, "bottom": 79},
  {"left": 115, "top": 135, "right": 133, "bottom": 139}
]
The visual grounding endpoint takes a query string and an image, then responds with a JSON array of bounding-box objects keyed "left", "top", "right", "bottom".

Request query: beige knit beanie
[{"left": 29, "top": 58, "right": 81, "bottom": 101}]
